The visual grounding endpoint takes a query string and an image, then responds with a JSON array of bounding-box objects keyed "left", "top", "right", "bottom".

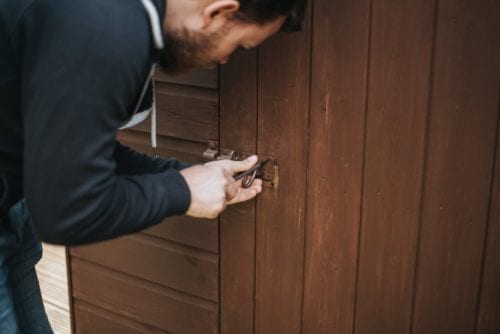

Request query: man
[{"left": 0, "top": 0, "right": 305, "bottom": 332}]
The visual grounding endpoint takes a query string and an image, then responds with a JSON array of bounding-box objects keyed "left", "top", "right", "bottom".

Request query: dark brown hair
[{"left": 235, "top": 0, "right": 307, "bottom": 32}]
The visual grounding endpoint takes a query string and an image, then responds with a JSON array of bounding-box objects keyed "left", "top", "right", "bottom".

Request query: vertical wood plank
[
  {"left": 301, "top": 0, "right": 370, "bottom": 333},
  {"left": 254, "top": 5, "right": 311, "bottom": 333},
  {"left": 354, "top": 0, "right": 436, "bottom": 333},
  {"left": 219, "top": 49, "right": 258, "bottom": 334},
  {"left": 477, "top": 109, "right": 500, "bottom": 334},
  {"left": 412, "top": 0, "right": 500, "bottom": 333}
]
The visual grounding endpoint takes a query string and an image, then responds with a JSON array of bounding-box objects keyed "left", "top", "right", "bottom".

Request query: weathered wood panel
[
  {"left": 411, "top": 0, "right": 500, "bottom": 332},
  {"left": 71, "top": 234, "right": 218, "bottom": 301},
  {"left": 219, "top": 49, "right": 258, "bottom": 334},
  {"left": 354, "top": 1, "right": 436, "bottom": 333},
  {"left": 254, "top": 4, "right": 311, "bottom": 333},
  {"left": 302, "top": 0, "right": 370, "bottom": 333},
  {"left": 72, "top": 259, "right": 217, "bottom": 334}
]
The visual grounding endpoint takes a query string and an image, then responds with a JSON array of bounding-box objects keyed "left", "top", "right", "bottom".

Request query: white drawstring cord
[
  {"left": 139, "top": 0, "right": 164, "bottom": 157},
  {"left": 140, "top": 0, "right": 164, "bottom": 49},
  {"left": 151, "top": 66, "right": 158, "bottom": 158}
]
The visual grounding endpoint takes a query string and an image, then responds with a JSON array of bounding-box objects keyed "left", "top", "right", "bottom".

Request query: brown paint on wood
[
  {"left": 117, "top": 130, "right": 206, "bottom": 164},
  {"left": 301, "top": 0, "right": 370, "bottom": 333},
  {"left": 71, "top": 234, "right": 218, "bottom": 301},
  {"left": 133, "top": 83, "right": 218, "bottom": 143},
  {"left": 156, "top": 69, "right": 218, "bottom": 90},
  {"left": 71, "top": 259, "right": 217, "bottom": 334},
  {"left": 353, "top": 1, "right": 436, "bottom": 333},
  {"left": 477, "top": 108, "right": 500, "bottom": 334},
  {"left": 411, "top": 0, "right": 500, "bottom": 333},
  {"left": 254, "top": 5, "right": 311, "bottom": 333},
  {"left": 145, "top": 216, "right": 218, "bottom": 253},
  {"left": 74, "top": 300, "right": 169, "bottom": 334},
  {"left": 219, "top": 49, "right": 258, "bottom": 334}
]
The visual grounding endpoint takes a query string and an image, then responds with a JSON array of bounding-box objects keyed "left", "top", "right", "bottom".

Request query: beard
[{"left": 158, "top": 28, "right": 220, "bottom": 75}]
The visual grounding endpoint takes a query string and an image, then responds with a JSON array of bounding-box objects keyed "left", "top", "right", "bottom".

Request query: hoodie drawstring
[
  {"left": 151, "top": 68, "right": 158, "bottom": 158},
  {"left": 140, "top": 0, "right": 165, "bottom": 157}
]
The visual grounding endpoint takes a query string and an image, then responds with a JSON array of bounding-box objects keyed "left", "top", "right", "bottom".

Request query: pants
[{"left": 0, "top": 200, "right": 53, "bottom": 333}]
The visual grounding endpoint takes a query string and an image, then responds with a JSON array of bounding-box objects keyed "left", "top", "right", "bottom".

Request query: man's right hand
[{"left": 179, "top": 156, "right": 262, "bottom": 219}]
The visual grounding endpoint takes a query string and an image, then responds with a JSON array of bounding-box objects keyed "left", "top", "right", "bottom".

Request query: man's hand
[{"left": 180, "top": 156, "right": 263, "bottom": 219}]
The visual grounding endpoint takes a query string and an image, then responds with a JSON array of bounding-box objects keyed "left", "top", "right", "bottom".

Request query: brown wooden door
[{"left": 68, "top": 0, "right": 500, "bottom": 333}]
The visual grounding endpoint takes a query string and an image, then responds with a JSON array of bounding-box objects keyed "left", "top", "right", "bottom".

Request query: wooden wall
[{"left": 68, "top": 0, "right": 500, "bottom": 333}]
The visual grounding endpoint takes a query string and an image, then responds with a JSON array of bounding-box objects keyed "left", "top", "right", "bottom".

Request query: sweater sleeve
[
  {"left": 20, "top": 0, "right": 191, "bottom": 245},
  {"left": 114, "top": 141, "right": 191, "bottom": 175}
]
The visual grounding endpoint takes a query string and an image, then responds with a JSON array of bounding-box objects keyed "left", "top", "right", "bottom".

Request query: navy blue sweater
[{"left": 0, "top": 0, "right": 191, "bottom": 245}]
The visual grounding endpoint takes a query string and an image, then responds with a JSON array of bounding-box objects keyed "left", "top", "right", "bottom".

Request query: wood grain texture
[
  {"left": 72, "top": 259, "right": 217, "bottom": 334},
  {"left": 354, "top": 1, "right": 436, "bottom": 333},
  {"left": 36, "top": 244, "right": 71, "bottom": 334},
  {"left": 74, "top": 300, "right": 169, "bottom": 334},
  {"left": 254, "top": 5, "right": 311, "bottom": 333},
  {"left": 71, "top": 234, "right": 218, "bottom": 301},
  {"left": 117, "top": 129, "right": 206, "bottom": 164},
  {"left": 145, "top": 216, "right": 218, "bottom": 253},
  {"left": 477, "top": 109, "right": 500, "bottom": 334},
  {"left": 156, "top": 68, "right": 217, "bottom": 89},
  {"left": 411, "top": 0, "right": 500, "bottom": 333},
  {"left": 219, "top": 50, "right": 258, "bottom": 334},
  {"left": 132, "top": 83, "right": 218, "bottom": 143},
  {"left": 301, "top": 0, "right": 370, "bottom": 333}
]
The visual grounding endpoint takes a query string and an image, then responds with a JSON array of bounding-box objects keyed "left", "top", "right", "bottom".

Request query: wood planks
[
  {"left": 71, "top": 234, "right": 218, "bottom": 301},
  {"left": 477, "top": 107, "right": 500, "bottom": 333},
  {"left": 36, "top": 244, "right": 71, "bottom": 334},
  {"left": 71, "top": 259, "right": 217, "bottom": 334},
  {"left": 354, "top": 0, "right": 436, "bottom": 333},
  {"left": 411, "top": 0, "right": 500, "bottom": 333},
  {"left": 254, "top": 4, "right": 312, "bottom": 333},
  {"left": 67, "top": 1, "right": 500, "bottom": 332},
  {"left": 219, "top": 49, "right": 259, "bottom": 334},
  {"left": 302, "top": 0, "right": 370, "bottom": 333}
]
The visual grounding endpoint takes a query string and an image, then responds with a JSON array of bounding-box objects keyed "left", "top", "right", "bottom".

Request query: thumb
[{"left": 229, "top": 155, "right": 258, "bottom": 174}]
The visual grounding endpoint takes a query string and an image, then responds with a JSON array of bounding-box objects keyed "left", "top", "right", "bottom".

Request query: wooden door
[{"left": 68, "top": 0, "right": 500, "bottom": 333}]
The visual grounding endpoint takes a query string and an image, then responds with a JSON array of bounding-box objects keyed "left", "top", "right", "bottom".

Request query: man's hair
[{"left": 235, "top": 0, "right": 307, "bottom": 32}]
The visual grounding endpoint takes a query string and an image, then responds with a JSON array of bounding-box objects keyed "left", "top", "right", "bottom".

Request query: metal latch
[{"left": 203, "top": 140, "right": 278, "bottom": 188}]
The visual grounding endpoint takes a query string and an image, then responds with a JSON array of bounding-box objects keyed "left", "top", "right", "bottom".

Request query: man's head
[{"left": 159, "top": 0, "right": 306, "bottom": 74}]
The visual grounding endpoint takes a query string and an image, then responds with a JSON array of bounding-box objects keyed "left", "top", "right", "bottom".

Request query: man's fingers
[
  {"left": 227, "top": 179, "right": 263, "bottom": 205},
  {"left": 228, "top": 155, "right": 259, "bottom": 174},
  {"left": 225, "top": 177, "right": 238, "bottom": 201}
]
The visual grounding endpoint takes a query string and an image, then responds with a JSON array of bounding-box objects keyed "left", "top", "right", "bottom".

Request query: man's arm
[
  {"left": 20, "top": 0, "right": 191, "bottom": 245},
  {"left": 114, "top": 141, "right": 190, "bottom": 175}
]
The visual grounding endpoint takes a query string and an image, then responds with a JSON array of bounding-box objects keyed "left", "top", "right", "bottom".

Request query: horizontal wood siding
[
  {"left": 71, "top": 259, "right": 217, "bottom": 334},
  {"left": 71, "top": 234, "right": 218, "bottom": 301},
  {"left": 132, "top": 83, "right": 218, "bottom": 143}
]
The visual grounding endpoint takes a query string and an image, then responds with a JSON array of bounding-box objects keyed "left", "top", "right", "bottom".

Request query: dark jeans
[{"left": 0, "top": 200, "right": 53, "bottom": 333}]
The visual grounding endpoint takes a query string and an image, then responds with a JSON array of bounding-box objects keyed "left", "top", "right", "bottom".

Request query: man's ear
[{"left": 202, "top": 0, "right": 240, "bottom": 28}]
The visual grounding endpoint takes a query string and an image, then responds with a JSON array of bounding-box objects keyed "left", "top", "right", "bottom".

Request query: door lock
[{"left": 203, "top": 140, "right": 278, "bottom": 188}]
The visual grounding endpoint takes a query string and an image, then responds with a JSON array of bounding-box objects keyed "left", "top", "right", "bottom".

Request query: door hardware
[{"left": 202, "top": 141, "right": 278, "bottom": 188}]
